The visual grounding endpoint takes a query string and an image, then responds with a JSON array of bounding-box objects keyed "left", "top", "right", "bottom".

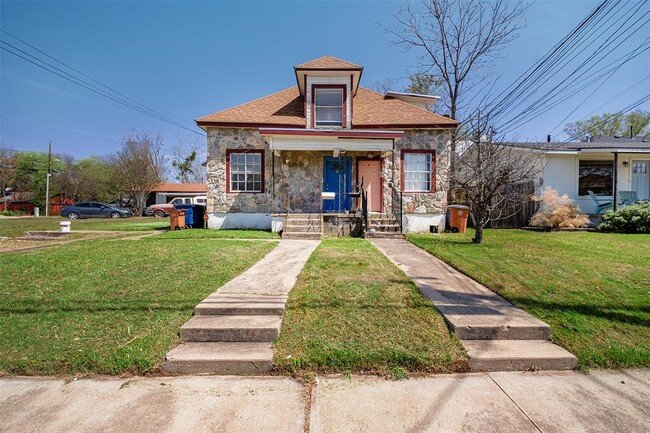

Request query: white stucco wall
[
  {"left": 208, "top": 213, "right": 272, "bottom": 230},
  {"left": 542, "top": 152, "right": 643, "bottom": 214},
  {"left": 402, "top": 214, "right": 446, "bottom": 233}
]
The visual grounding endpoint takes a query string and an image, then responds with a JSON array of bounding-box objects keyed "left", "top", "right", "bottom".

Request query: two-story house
[{"left": 196, "top": 56, "right": 458, "bottom": 238}]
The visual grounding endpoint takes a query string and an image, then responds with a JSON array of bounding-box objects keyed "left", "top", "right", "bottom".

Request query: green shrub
[{"left": 599, "top": 202, "right": 650, "bottom": 233}]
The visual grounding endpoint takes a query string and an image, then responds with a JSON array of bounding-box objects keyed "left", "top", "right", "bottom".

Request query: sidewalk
[{"left": 1, "top": 370, "right": 648, "bottom": 432}]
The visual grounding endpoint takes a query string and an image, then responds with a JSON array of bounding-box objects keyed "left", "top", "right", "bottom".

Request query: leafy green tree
[
  {"left": 564, "top": 110, "right": 650, "bottom": 140},
  {"left": 54, "top": 155, "right": 114, "bottom": 202},
  {"left": 172, "top": 151, "right": 197, "bottom": 183},
  {"left": 13, "top": 152, "right": 63, "bottom": 207},
  {"left": 0, "top": 144, "right": 16, "bottom": 210},
  {"left": 404, "top": 73, "right": 441, "bottom": 95}
]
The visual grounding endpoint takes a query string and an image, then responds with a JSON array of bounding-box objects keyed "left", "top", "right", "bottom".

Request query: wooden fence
[{"left": 487, "top": 180, "right": 536, "bottom": 229}]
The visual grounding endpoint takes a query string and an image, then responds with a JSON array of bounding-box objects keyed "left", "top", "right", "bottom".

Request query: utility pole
[{"left": 45, "top": 141, "right": 52, "bottom": 217}]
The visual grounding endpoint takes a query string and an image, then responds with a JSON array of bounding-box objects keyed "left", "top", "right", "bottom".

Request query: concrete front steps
[
  {"left": 162, "top": 294, "right": 285, "bottom": 375},
  {"left": 282, "top": 213, "right": 322, "bottom": 240},
  {"left": 463, "top": 340, "right": 578, "bottom": 371},
  {"left": 365, "top": 213, "right": 405, "bottom": 239},
  {"left": 163, "top": 342, "right": 274, "bottom": 375}
]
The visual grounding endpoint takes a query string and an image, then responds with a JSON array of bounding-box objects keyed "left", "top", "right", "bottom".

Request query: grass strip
[
  {"left": 273, "top": 238, "right": 469, "bottom": 377},
  {"left": 408, "top": 230, "right": 650, "bottom": 369}
]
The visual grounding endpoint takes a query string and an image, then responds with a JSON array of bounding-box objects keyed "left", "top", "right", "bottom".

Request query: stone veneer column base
[{"left": 402, "top": 213, "right": 446, "bottom": 233}]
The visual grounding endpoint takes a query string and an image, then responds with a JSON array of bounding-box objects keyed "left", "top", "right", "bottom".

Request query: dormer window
[{"left": 313, "top": 85, "right": 345, "bottom": 128}]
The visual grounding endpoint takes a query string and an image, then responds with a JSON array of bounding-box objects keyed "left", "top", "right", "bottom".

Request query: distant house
[
  {"left": 146, "top": 183, "right": 207, "bottom": 207},
  {"left": 513, "top": 135, "right": 650, "bottom": 214},
  {"left": 0, "top": 192, "right": 74, "bottom": 215},
  {"left": 195, "top": 56, "right": 458, "bottom": 235}
]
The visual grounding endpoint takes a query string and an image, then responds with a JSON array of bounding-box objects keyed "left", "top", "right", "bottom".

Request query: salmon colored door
[{"left": 358, "top": 160, "right": 382, "bottom": 212}]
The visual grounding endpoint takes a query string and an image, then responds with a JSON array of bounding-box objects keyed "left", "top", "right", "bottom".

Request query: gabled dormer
[{"left": 294, "top": 56, "right": 363, "bottom": 129}]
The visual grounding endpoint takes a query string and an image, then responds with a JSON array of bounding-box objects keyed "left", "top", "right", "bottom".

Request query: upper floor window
[{"left": 314, "top": 86, "right": 344, "bottom": 128}]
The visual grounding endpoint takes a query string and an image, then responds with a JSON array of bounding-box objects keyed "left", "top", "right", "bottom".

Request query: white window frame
[
  {"left": 402, "top": 151, "right": 434, "bottom": 193},
  {"left": 228, "top": 151, "right": 263, "bottom": 193},
  {"left": 313, "top": 86, "right": 344, "bottom": 128}
]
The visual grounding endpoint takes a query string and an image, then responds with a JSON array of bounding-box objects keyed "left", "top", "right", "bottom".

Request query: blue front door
[{"left": 323, "top": 157, "right": 352, "bottom": 212}]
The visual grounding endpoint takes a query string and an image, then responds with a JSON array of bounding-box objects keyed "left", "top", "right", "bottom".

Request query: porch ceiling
[{"left": 260, "top": 128, "right": 400, "bottom": 151}]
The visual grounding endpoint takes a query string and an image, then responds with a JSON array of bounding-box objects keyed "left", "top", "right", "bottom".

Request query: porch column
[{"left": 613, "top": 152, "right": 618, "bottom": 211}]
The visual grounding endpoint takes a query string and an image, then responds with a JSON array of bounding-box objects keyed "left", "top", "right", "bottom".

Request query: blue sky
[{"left": 1, "top": 0, "right": 648, "bottom": 158}]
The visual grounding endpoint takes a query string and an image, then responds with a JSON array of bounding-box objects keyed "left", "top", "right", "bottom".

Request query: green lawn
[
  {"left": 0, "top": 238, "right": 277, "bottom": 375},
  {"left": 273, "top": 238, "right": 469, "bottom": 377},
  {"left": 0, "top": 217, "right": 169, "bottom": 237},
  {"left": 408, "top": 230, "right": 650, "bottom": 369},
  {"left": 0, "top": 217, "right": 279, "bottom": 239}
]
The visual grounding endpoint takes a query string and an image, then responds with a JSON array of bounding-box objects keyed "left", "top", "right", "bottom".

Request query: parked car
[
  {"left": 60, "top": 202, "right": 134, "bottom": 219},
  {"left": 145, "top": 196, "right": 207, "bottom": 218}
]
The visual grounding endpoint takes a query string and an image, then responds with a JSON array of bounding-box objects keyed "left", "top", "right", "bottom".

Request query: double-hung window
[
  {"left": 314, "top": 87, "right": 344, "bottom": 127},
  {"left": 402, "top": 151, "right": 435, "bottom": 192},
  {"left": 228, "top": 150, "right": 263, "bottom": 193}
]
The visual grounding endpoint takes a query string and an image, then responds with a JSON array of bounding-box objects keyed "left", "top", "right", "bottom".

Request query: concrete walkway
[
  {"left": 1, "top": 370, "right": 648, "bottom": 433},
  {"left": 163, "top": 240, "right": 320, "bottom": 374},
  {"left": 369, "top": 238, "right": 577, "bottom": 371}
]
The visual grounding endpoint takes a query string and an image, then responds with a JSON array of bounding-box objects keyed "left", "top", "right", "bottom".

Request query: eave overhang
[{"left": 260, "top": 128, "right": 401, "bottom": 151}]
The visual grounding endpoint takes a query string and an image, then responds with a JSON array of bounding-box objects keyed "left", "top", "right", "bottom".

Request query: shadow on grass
[
  {"left": 508, "top": 297, "right": 650, "bottom": 327},
  {"left": 1, "top": 302, "right": 199, "bottom": 314}
]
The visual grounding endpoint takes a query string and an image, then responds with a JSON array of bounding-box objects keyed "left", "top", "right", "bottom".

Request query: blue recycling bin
[{"left": 174, "top": 204, "right": 205, "bottom": 228}]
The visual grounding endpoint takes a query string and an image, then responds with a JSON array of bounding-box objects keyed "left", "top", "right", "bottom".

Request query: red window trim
[
  {"left": 311, "top": 84, "right": 347, "bottom": 128},
  {"left": 400, "top": 149, "right": 436, "bottom": 193},
  {"left": 225, "top": 149, "right": 265, "bottom": 194}
]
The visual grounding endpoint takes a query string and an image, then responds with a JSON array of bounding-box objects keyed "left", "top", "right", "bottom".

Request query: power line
[
  {"left": 486, "top": 0, "right": 650, "bottom": 137},
  {"left": 0, "top": 30, "right": 204, "bottom": 137}
]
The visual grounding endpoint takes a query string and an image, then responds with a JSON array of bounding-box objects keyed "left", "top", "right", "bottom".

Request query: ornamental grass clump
[
  {"left": 529, "top": 188, "right": 590, "bottom": 229},
  {"left": 599, "top": 202, "right": 650, "bottom": 233}
]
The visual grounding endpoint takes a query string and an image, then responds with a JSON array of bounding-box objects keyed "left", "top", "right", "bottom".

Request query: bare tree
[
  {"left": 370, "top": 77, "right": 399, "bottom": 95},
  {"left": 453, "top": 114, "right": 542, "bottom": 244},
  {"left": 171, "top": 135, "right": 206, "bottom": 183},
  {"left": 389, "top": 0, "right": 530, "bottom": 198},
  {"left": 109, "top": 131, "right": 165, "bottom": 216}
]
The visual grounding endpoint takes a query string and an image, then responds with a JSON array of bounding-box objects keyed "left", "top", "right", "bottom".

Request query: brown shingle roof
[
  {"left": 294, "top": 56, "right": 362, "bottom": 70},
  {"left": 353, "top": 87, "right": 457, "bottom": 127},
  {"left": 152, "top": 183, "right": 207, "bottom": 193},
  {"left": 196, "top": 87, "right": 305, "bottom": 127},
  {"left": 196, "top": 86, "right": 457, "bottom": 129}
]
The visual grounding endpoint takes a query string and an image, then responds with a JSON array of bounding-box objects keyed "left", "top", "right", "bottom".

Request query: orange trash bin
[
  {"left": 447, "top": 205, "right": 470, "bottom": 234},
  {"left": 169, "top": 209, "right": 187, "bottom": 230}
]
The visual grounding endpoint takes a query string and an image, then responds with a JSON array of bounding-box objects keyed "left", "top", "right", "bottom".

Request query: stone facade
[
  {"left": 206, "top": 128, "right": 449, "bottom": 221},
  {"left": 393, "top": 131, "right": 449, "bottom": 215},
  {"left": 206, "top": 128, "right": 272, "bottom": 213}
]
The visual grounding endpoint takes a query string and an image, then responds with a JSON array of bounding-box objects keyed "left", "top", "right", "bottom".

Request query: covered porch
[
  {"left": 262, "top": 128, "right": 402, "bottom": 215},
  {"left": 261, "top": 128, "right": 404, "bottom": 238}
]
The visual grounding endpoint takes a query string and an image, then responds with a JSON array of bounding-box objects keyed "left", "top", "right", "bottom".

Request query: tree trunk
[{"left": 472, "top": 222, "right": 484, "bottom": 244}]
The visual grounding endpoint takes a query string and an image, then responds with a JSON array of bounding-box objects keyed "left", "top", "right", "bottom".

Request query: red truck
[{"left": 144, "top": 196, "right": 206, "bottom": 218}]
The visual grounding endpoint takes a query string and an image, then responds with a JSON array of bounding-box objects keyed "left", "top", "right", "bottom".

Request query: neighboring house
[
  {"left": 512, "top": 135, "right": 650, "bottom": 214},
  {"left": 0, "top": 192, "right": 74, "bottom": 215},
  {"left": 146, "top": 183, "right": 208, "bottom": 207},
  {"left": 195, "top": 56, "right": 458, "bottom": 235}
]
